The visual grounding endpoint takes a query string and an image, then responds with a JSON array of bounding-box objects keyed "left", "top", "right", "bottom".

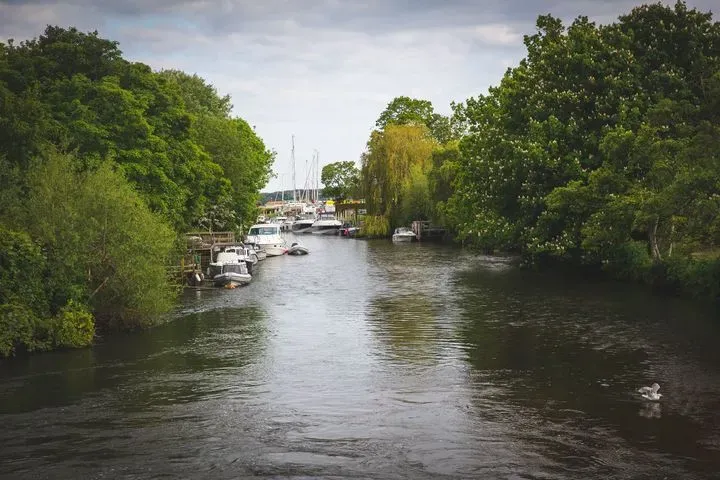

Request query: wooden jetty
[
  {"left": 411, "top": 221, "right": 446, "bottom": 242},
  {"left": 167, "top": 231, "right": 240, "bottom": 286}
]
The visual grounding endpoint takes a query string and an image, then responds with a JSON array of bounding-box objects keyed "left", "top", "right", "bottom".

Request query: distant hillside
[{"left": 258, "top": 190, "right": 326, "bottom": 204}]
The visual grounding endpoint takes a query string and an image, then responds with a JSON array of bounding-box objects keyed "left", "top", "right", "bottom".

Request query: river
[{"left": 1, "top": 233, "right": 720, "bottom": 479}]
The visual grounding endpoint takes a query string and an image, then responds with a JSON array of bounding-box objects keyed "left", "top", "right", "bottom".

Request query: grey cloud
[{"left": 2, "top": 1, "right": 718, "bottom": 43}]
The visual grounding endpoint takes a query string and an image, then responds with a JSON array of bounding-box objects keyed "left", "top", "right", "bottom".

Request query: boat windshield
[
  {"left": 248, "top": 226, "right": 279, "bottom": 235},
  {"left": 223, "top": 264, "right": 246, "bottom": 274}
]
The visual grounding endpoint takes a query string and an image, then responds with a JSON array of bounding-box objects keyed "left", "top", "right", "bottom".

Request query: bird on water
[{"left": 638, "top": 382, "right": 662, "bottom": 401}]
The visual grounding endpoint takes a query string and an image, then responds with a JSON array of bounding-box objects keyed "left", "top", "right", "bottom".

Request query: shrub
[
  {"left": 664, "top": 256, "right": 720, "bottom": 300},
  {"left": 51, "top": 300, "right": 95, "bottom": 348},
  {"left": 0, "top": 226, "right": 49, "bottom": 316},
  {"left": 0, "top": 303, "right": 51, "bottom": 356}
]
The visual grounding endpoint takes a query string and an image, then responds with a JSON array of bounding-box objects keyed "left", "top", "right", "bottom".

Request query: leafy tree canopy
[{"left": 321, "top": 161, "right": 360, "bottom": 201}]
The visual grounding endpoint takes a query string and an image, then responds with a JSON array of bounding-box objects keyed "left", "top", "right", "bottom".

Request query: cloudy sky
[{"left": 0, "top": 0, "right": 716, "bottom": 192}]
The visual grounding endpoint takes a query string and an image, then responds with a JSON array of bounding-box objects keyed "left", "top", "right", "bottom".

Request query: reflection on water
[
  {"left": 367, "top": 294, "right": 442, "bottom": 364},
  {"left": 639, "top": 402, "right": 662, "bottom": 419},
  {"left": 1, "top": 234, "right": 720, "bottom": 479}
]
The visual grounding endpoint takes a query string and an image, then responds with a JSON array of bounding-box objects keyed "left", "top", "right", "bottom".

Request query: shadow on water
[
  {"left": 452, "top": 260, "right": 720, "bottom": 478},
  {"left": 0, "top": 302, "right": 270, "bottom": 414}
]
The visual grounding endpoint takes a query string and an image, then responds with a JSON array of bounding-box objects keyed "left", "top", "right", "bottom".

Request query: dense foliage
[
  {"left": 447, "top": 2, "right": 720, "bottom": 297},
  {"left": 320, "top": 161, "right": 360, "bottom": 201},
  {"left": 362, "top": 2, "right": 720, "bottom": 300},
  {"left": 0, "top": 27, "right": 273, "bottom": 355},
  {"left": 360, "top": 98, "right": 460, "bottom": 235}
]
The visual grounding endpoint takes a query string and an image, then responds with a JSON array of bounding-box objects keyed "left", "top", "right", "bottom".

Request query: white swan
[{"left": 638, "top": 383, "right": 662, "bottom": 401}]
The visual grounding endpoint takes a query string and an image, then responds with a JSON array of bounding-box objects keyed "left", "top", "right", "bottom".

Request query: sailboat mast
[{"left": 291, "top": 135, "right": 296, "bottom": 203}]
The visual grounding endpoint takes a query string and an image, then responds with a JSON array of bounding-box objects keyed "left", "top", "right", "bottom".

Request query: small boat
[
  {"left": 222, "top": 245, "right": 258, "bottom": 275},
  {"left": 311, "top": 213, "right": 342, "bottom": 235},
  {"left": 287, "top": 242, "right": 309, "bottom": 255},
  {"left": 291, "top": 213, "right": 316, "bottom": 234},
  {"left": 208, "top": 252, "right": 252, "bottom": 287},
  {"left": 340, "top": 226, "right": 359, "bottom": 237},
  {"left": 392, "top": 227, "right": 416, "bottom": 242},
  {"left": 245, "top": 224, "right": 288, "bottom": 256}
]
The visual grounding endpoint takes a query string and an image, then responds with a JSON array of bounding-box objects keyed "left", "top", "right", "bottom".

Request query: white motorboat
[
  {"left": 287, "top": 242, "right": 310, "bottom": 255},
  {"left": 222, "top": 245, "right": 258, "bottom": 274},
  {"left": 208, "top": 252, "right": 252, "bottom": 287},
  {"left": 245, "top": 223, "right": 288, "bottom": 256},
  {"left": 292, "top": 213, "right": 316, "bottom": 234},
  {"left": 392, "top": 227, "right": 416, "bottom": 242},
  {"left": 311, "top": 213, "right": 342, "bottom": 235}
]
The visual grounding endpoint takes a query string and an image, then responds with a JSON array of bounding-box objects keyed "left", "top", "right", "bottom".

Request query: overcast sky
[{"left": 0, "top": 0, "right": 716, "bottom": 192}]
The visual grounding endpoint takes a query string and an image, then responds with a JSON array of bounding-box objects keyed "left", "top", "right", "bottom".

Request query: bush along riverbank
[{"left": 0, "top": 27, "right": 274, "bottom": 357}]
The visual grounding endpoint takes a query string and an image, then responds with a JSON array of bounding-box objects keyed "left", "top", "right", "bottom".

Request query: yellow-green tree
[{"left": 361, "top": 124, "right": 435, "bottom": 233}]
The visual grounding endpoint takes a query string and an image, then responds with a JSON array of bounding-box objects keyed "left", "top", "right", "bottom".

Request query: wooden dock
[
  {"left": 411, "top": 221, "right": 446, "bottom": 241},
  {"left": 167, "top": 231, "right": 240, "bottom": 286}
]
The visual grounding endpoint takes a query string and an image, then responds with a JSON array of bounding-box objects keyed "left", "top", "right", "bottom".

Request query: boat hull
[
  {"left": 263, "top": 245, "right": 288, "bottom": 256},
  {"left": 213, "top": 272, "right": 252, "bottom": 287},
  {"left": 292, "top": 225, "right": 315, "bottom": 234},
  {"left": 288, "top": 245, "right": 310, "bottom": 255},
  {"left": 311, "top": 227, "right": 340, "bottom": 235},
  {"left": 392, "top": 234, "right": 416, "bottom": 242},
  {"left": 340, "top": 227, "right": 359, "bottom": 237}
]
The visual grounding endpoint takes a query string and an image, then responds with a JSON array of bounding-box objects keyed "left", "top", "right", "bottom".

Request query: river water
[{"left": 2, "top": 233, "right": 720, "bottom": 479}]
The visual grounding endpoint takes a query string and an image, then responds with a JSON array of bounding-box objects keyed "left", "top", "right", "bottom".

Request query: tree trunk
[{"left": 649, "top": 216, "right": 662, "bottom": 261}]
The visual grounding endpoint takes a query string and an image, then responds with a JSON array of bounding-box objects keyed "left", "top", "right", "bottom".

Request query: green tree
[
  {"left": 399, "top": 164, "right": 432, "bottom": 224},
  {"left": 158, "top": 69, "right": 232, "bottom": 117},
  {"left": 193, "top": 116, "right": 273, "bottom": 229},
  {"left": 321, "top": 161, "right": 360, "bottom": 201},
  {"left": 376, "top": 96, "right": 454, "bottom": 144},
  {"left": 375, "top": 96, "right": 434, "bottom": 130},
  {"left": 428, "top": 141, "right": 461, "bottom": 228},
  {"left": 361, "top": 124, "right": 435, "bottom": 231},
  {"left": 449, "top": 1, "right": 720, "bottom": 297},
  {"left": 0, "top": 26, "right": 241, "bottom": 231},
  {"left": 23, "top": 152, "right": 178, "bottom": 328},
  {"left": 161, "top": 69, "right": 274, "bottom": 230}
]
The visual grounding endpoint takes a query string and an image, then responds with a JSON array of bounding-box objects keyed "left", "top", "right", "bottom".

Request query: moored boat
[
  {"left": 392, "top": 227, "right": 416, "bottom": 242},
  {"left": 245, "top": 223, "right": 288, "bottom": 256},
  {"left": 208, "top": 252, "right": 252, "bottom": 287},
  {"left": 311, "top": 213, "right": 342, "bottom": 235},
  {"left": 287, "top": 242, "right": 310, "bottom": 255},
  {"left": 291, "top": 213, "right": 316, "bottom": 234},
  {"left": 221, "top": 245, "right": 258, "bottom": 274}
]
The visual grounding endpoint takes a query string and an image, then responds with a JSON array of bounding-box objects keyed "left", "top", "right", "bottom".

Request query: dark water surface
[{"left": 2, "top": 234, "right": 720, "bottom": 479}]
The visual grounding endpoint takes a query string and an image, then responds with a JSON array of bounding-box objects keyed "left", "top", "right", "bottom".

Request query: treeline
[
  {"left": 0, "top": 26, "right": 274, "bottom": 356},
  {"left": 360, "top": 2, "right": 720, "bottom": 299}
]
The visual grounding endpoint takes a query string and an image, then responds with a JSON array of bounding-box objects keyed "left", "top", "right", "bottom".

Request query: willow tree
[{"left": 361, "top": 124, "right": 435, "bottom": 232}]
